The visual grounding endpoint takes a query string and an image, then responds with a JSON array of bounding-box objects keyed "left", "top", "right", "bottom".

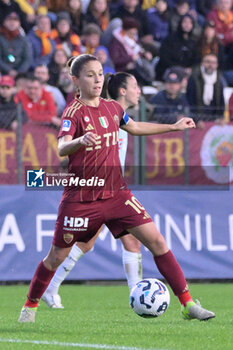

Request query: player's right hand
[{"left": 80, "top": 132, "right": 98, "bottom": 146}]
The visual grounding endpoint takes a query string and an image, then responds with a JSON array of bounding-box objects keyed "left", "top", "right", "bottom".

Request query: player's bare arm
[
  {"left": 121, "top": 117, "right": 196, "bottom": 136},
  {"left": 58, "top": 132, "right": 98, "bottom": 156}
]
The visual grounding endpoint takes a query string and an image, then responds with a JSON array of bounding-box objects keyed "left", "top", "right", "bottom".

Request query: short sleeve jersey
[{"left": 58, "top": 96, "right": 129, "bottom": 202}]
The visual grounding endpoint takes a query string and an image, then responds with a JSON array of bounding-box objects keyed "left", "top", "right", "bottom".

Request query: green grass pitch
[{"left": 0, "top": 283, "right": 232, "bottom": 350}]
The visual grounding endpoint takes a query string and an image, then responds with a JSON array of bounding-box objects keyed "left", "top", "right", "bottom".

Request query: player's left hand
[{"left": 174, "top": 117, "right": 196, "bottom": 131}]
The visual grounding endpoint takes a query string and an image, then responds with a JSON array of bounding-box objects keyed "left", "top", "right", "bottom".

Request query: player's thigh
[
  {"left": 76, "top": 224, "right": 104, "bottom": 253},
  {"left": 44, "top": 244, "right": 72, "bottom": 270},
  {"left": 120, "top": 234, "right": 141, "bottom": 252},
  {"left": 54, "top": 200, "right": 104, "bottom": 247},
  {"left": 127, "top": 222, "right": 168, "bottom": 257},
  {"left": 105, "top": 189, "right": 152, "bottom": 239}
]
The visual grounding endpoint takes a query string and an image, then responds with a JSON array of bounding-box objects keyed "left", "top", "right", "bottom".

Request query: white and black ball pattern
[{"left": 130, "top": 278, "right": 170, "bottom": 318}]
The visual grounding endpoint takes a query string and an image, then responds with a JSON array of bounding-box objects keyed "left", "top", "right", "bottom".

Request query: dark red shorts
[{"left": 53, "top": 189, "right": 152, "bottom": 248}]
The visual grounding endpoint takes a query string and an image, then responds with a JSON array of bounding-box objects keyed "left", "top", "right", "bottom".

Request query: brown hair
[
  {"left": 67, "top": 54, "right": 99, "bottom": 77},
  {"left": 101, "top": 72, "right": 132, "bottom": 99}
]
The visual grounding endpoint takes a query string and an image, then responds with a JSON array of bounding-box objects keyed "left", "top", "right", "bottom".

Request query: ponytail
[{"left": 101, "top": 72, "right": 132, "bottom": 100}]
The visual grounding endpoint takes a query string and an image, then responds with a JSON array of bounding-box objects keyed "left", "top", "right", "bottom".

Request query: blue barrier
[{"left": 0, "top": 186, "right": 232, "bottom": 280}]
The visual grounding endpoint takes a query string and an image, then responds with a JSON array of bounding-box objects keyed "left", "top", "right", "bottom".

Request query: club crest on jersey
[
  {"left": 84, "top": 116, "right": 90, "bottom": 122},
  {"left": 63, "top": 233, "right": 74, "bottom": 244},
  {"left": 99, "top": 116, "right": 109, "bottom": 128}
]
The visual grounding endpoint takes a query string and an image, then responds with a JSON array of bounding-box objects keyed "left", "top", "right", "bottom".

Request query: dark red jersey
[{"left": 58, "top": 96, "right": 129, "bottom": 202}]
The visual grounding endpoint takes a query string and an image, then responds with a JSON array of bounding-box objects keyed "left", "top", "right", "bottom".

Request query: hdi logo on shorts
[
  {"left": 64, "top": 216, "right": 89, "bottom": 228},
  {"left": 26, "top": 168, "right": 45, "bottom": 187}
]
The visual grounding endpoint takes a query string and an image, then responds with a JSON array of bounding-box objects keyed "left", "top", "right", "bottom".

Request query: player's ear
[
  {"left": 72, "top": 76, "right": 79, "bottom": 85},
  {"left": 119, "top": 87, "right": 126, "bottom": 96}
]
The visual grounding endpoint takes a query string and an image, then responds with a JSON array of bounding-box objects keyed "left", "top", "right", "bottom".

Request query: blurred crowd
[{"left": 1, "top": 0, "right": 233, "bottom": 131}]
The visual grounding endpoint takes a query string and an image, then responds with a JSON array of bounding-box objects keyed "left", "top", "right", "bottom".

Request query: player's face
[
  {"left": 124, "top": 76, "right": 141, "bottom": 107},
  {"left": 76, "top": 60, "right": 104, "bottom": 100}
]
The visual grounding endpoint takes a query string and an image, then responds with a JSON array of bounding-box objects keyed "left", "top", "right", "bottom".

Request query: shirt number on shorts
[{"left": 125, "top": 196, "right": 145, "bottom": 214}]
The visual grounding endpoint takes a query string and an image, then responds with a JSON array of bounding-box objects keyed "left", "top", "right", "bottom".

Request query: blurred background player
[{"left": 42, "top": 71, "right": 143, "bottom": 308}]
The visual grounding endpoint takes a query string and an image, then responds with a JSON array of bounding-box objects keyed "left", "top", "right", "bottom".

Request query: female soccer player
[
  {"left": 42, "top": 72, "right": 143, "bottom": 308},
  {"left": 19, "top": 54, "right": 215, "bottom": 322}
]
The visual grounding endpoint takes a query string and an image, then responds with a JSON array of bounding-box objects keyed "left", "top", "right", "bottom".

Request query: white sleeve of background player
[
  {"left": 118, "top": 128, "right": 128, "bottom": 170},
  {"left": 118, "top": 112, "right": 129, "bottom": 172}
]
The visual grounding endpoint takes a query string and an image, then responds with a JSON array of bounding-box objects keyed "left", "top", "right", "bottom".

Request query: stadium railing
[{"left": 0, "top": 101, "right": 232, "bottom": 186}]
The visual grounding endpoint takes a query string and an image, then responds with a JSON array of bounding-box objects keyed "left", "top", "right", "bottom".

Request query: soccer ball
[{"left": 130, "top": 278, "right": 170, "bottom": 318}]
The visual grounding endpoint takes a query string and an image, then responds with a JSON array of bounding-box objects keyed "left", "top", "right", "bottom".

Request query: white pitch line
[{"left": 0, "top": 338, "right": 167, "bottom": 350}]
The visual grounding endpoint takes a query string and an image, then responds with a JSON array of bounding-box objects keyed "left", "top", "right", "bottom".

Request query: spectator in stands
[
  {"left": 170, "top": 0, "right": 189, "bottom": 31},
  {"left": 0, "top": 75, "right": 27, "bottom": 130},
  {"left": 16, "top": 76, "right": 61, "bottom": 126},
  {"left": 48, "top": 48, "right": 69, "bottom": 86},
  {"left": 94, "top": 46, "right": 115, "bottom": 74},
  {"left": 147, "top": 0, "right": 171, "bottom": 46},
  {"left": 111, "top": 0, "right": 152, "bottom": 42},
  {"left": 27, "top": 14, "right": 56, "bottom": 69},
  {"left": 169, "top": 0, "right": 202, "bottom": 41},
  {"left": 166, "top": 0, "right": 196, "bottom": 9},
  {"left": 0, "top": 0, "right": 29, "bottom": 32},
  {"left": 207, "top": 0, "right": 233, "bottom": 47},
  {"left": 196, "top": 0, "right": 215, "bottom": 17},
  {"left": 66, "top": 0, "right": 85, "bottom": 35},
  {"left": 109, "top": 17, "right": 154, "bottom": 84},
  {"left": 81, "top": 23, "right": 102, "bottom": 54},
  {"left": 223, "top": 44, "right": 233, "bottom": 86},
  {"left": 15, "top": 72, "right": 28, "bottom": 91},
  {"left": 150, "top": 67, "right": 189, "bottom": 123},
  {"left": 187, "top": 53, "right": 225, "bottom": 123},
  {"left": 45, "top": 0, "right": 67, "bottom": 13},
  {"left": 57, "top": 67, "right": 74, "bottom": 101},
  {"left": 85, "top": 0, "right": 110, "bottom": 31},
  {"left": 34, "top": 64, "right": 66, "bottom": 116},
  {"left": 14, "top": 0, "right": 38, "bottom": 27},
  {"left": 51, "top": 11, "right": 81, "bottom": 58},
  {"left": 141, "top": 0, "right": 156, "bottom": 11},
  {"left": 156, "top": 14, "right": 198, "bottom": 80},
  {"left": 196, "top": 20, "right": 224, "bottom": 68},
  {"left": 17, "top": 0, "right": 48, "bottom": 20},
  {"left": 0, "top": 12, "right": 32, "bottom": 77}
]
